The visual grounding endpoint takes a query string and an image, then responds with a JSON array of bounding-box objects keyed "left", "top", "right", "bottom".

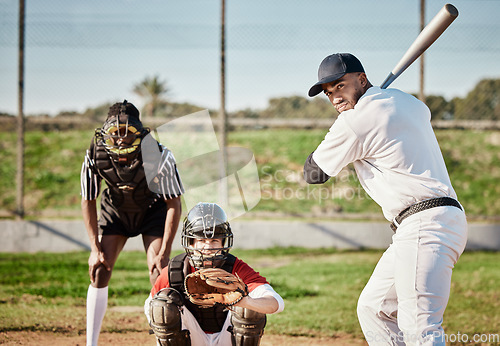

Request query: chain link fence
[
  {"left": 0, "top": 0, "right": 499, "bottom": 218},
  {"left": 0, "top": 0, "right": 499, "bottom": 124}
]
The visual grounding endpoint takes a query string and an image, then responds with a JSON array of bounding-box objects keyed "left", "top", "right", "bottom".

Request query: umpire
[
  {"left": 80, "top": 100, "right": 184, "bottom": 346},
  {"left": 304, "top": 53, "right": 467, "bottom": 345}
]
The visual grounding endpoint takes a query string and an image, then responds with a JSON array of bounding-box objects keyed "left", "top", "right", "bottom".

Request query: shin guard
[
  {"left": 149, "top": 288, "right": 191, "bottom": 346},
  {"left": 229, "top": 306, "right": 266, "bottom": 346}
]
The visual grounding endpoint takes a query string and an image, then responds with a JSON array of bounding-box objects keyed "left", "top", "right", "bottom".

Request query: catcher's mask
[
  {"left": 96, "top": 100, "right": 149, "bottom": 165},
  {"left": 182, "top": 203, "right": 233, "bottom": 269}
]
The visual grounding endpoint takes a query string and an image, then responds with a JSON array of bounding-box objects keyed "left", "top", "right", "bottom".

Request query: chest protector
[
  {"left": 168, "top": 253, "right": 237, "bottom": 333},
  {"left": 90, "top": 139, "right": 160, "bottom": 227}
]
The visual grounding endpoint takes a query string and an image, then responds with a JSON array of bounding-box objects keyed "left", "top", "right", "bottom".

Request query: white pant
[
  {"left": 357, "top": 206, "right": 467, "bottom": 346},
  {"left": 144, "top": 295, "right": 233, "bottom": 346},
  {"left": 179, "top": 307, "right": 233, "bottom": 346}
]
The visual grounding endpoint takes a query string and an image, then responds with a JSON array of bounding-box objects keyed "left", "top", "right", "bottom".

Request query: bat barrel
[{"left": 380, "top": 3, "right": 458, "bottom": 89}]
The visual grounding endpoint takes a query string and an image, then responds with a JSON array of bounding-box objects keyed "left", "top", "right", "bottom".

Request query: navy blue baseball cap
[{"left": 308, "top": 53, "right": 365, "bottom": 97}]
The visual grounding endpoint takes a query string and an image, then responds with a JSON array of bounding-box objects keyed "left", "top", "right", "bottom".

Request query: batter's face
[{"left": 322, "top": 72, "right": 369, "bottom": 113}]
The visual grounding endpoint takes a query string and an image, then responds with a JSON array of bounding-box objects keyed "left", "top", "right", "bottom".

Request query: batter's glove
[{"left": 184, "top": 268, "right": 248, "bottom": 307}]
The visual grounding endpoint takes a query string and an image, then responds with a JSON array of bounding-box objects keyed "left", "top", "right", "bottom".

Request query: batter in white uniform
[{"left": 303, "top": 53, "right": 467, "bottom": 345}]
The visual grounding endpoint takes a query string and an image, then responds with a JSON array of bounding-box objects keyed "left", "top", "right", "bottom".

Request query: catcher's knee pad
[
  {"left": 149, "top": 288, "right": 191, "bottom": 346},
  {"left": 229, "top": 306, "right": 267, "bottom": 346}
]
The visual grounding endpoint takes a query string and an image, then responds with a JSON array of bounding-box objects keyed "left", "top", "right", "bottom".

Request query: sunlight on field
[{"left": 0, "top": 248, "right": 498, "bottom": 345}]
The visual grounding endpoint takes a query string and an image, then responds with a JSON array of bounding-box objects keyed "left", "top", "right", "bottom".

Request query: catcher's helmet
[
  {"left": 99, "top": 100, "right": 149, "bottom": 165},
  {"left": 182, "top": 203, "right": 233, "bottom": 269}
]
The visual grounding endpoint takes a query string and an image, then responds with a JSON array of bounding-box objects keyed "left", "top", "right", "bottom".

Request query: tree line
[
  {"left": 240, "top": 78, "right": 500, "bottom": 121},
  {"left": 1, "top": 76, "right": 499, "bottom": 123}
]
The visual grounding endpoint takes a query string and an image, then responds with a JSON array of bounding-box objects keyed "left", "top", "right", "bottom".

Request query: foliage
[
  {"left": 425, "top": 95, "right": 452, "bottom": 120},
  {"left": 242, "top": 78, "right": 500, "bottom": 120},
  {"left": 158, "top": 101, "right": 207, "bottom": 119},
  {"left": 260, "top": 95, "right": 335, "bottom": 119},
  {"left": 229, "top": 78, "right": 500, "bottom": 120},
  {"left": 1, "top": 78, "right": 499, "bottom": 122},
  {"left": 252, "top": 77, "right": 499, "bottom": 121},
  {"left": 453, "top": 79, "right": 500, "bottom": 120},
  {"left": 133, "top": 75, "right": 170, "bottom": 117},
  {"left": 0, "top": 249, "right": 498, "bottom": 339},
  {"left": 230, "top": 107, "right": 261, "bottom": 119},
  {"left": 79, "top": 102, "right": 113, "bottom": 122}
]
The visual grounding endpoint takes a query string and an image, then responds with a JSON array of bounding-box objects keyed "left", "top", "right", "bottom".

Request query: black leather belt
[{"left": 390, "top": 197, "right": 462, "bottom": 232}]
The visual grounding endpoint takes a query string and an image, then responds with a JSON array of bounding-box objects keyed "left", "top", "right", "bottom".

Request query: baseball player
[
  {"left": 80, "top": 100, "right": 184, "bottom": 346},
  {"left": 144, "top": 202, "right": 285, "bottom": 346},
  {"left": 304, "top": 53, "right": 467, "bottom": 345}
]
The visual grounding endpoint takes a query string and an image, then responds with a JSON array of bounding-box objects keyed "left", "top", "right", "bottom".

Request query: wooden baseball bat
[{"left": 380, "top": 3, "right": 458, "bottom": 89}]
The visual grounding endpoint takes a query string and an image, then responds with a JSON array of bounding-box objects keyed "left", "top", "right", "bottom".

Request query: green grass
[
  {"left": 0, "top": 130, "right": 94, "bottom": 213},
  {"left": 1, "top": 128, "right": 499, "bottom": 218},
  {"left": 0, "top": 248, "right": 498, "bottom": 339}
]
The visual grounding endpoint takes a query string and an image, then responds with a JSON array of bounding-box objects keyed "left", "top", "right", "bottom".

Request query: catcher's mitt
[{"left": 184, "top": 268, "right": 248, "bottom": 307}]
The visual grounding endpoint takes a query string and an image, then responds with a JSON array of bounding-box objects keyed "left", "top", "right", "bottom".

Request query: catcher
[{"left": 144, "top": 202, "right": 284, "bottom": 346}]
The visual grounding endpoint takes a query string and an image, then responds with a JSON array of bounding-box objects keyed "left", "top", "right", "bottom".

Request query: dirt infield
[
  {"left": 0, "top": 306, "right": 367, "bottom": 345},
  {"left": 0, "top": 331, "right": 367, "bottom": 345}
]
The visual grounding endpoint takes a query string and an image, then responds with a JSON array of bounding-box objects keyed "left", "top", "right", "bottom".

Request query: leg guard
[
  {"left": 229, "top": 306, "right": 267, "bottom": 346},
  {"left": 149, "top": 288, "right": 191, "bottom": 346}
]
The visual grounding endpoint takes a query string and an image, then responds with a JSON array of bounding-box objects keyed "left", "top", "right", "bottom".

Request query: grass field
[
  {"left": 1, "top": 128, "right": 500, "bottom": 219},
  {"left": 1, "top": 248, "right": 499, "bottom": 344},
  {"left": 1, "top": 127, "right": 499, "bottom": 343}
]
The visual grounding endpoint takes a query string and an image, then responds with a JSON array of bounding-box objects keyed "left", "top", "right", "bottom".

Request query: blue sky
[{"left": 0, "top": 0, "right": 499, "bottom": 115}]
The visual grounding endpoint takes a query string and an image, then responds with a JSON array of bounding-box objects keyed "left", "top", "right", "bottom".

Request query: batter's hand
[{"left": 88, "top": 250, "right": 111, "bottom": 284}]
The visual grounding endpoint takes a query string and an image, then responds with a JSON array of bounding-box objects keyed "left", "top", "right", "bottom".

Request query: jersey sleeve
[
  {"left": 155, "top": 147, "right": 185, "bottom": 200},
  {"left": 80, "top": 148, "right": 101, "bottom": 200},
  {"left": 249, "top": 284, "right": 285, "bottom": 314},
  {"left": 312, "top": 114, "right": 364, "bottom": 177},
  {"left": 233, "top": 258, "right": 285, "bottom": 314},
  {"left": 303, "top": 151, "right": 330, "bottom": 184},
  {"left": 232, "top": 258, "right": 269, "bottom": 292}
]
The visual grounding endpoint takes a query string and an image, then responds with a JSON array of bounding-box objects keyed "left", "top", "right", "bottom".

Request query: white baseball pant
[
  {"left": 357, "top": 205, "right": 467, "bottom": 346},
  {"left": 144, "top": 294, "right": 233, "bottom": 346},
  {"left": 178, "top": 307, "right": 233, "bottom": 346}
]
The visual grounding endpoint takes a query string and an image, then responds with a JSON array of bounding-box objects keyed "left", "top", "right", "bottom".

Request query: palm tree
[{"left": 133, "top": 75, "right": 170, "bottom": 117}]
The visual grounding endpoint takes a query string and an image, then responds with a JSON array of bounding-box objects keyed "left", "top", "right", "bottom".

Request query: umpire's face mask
[{"left": 101, "top": 115, "right": 145, "bottom": 165}]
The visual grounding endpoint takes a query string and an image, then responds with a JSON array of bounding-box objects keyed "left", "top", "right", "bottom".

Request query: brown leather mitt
[{"left": 184, "top": 268, "right": 248, "bottom": 307}]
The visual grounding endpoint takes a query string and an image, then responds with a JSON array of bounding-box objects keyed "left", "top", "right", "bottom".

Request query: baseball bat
[{"left": 380, "top": 3, "right": 458, "bottom": 89}]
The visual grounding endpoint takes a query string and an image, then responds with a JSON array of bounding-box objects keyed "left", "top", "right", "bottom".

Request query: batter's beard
[
  {"left": 352, "top": 88, "right": 365, "bottom": 107},
  {"left": 335, "top": 87, "right": 366, "bottom": 113},
  {"left": 352, "top": 88, "right": 366, "bottom": 111}
]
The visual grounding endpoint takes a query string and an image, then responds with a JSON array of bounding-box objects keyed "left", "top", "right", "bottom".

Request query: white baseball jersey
[{"left": 312, "top": 86, "right": 456, "bottom": 221}]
